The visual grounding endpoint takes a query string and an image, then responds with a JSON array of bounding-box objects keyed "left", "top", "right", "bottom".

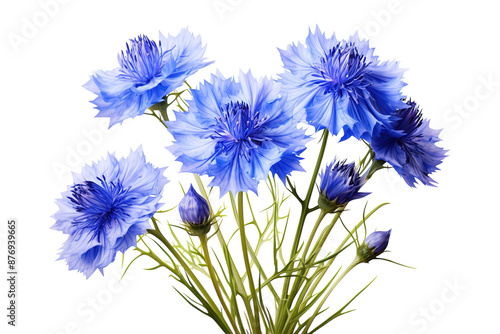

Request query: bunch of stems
[{"left": 127, "top": 87, "right": 389, "bottom": 334}]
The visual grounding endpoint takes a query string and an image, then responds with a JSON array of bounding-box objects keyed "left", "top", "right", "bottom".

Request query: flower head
[
  {"left": 318, "top": 159, "right": 369, "bottom": 212},
  {"left": 84, "top": 28, "right": 212, "bottom": 128},
  {"left": 279, "top": 26, "right": 406, "bottom": 140},
  {"left": 167, "top": 71, "right": 310, "bottom": 196},
  {"left": 179, "top": 185, "right": 210, "bottom": 225},
  {"left": 52, "top": 147, "right": 168, "bottom": 278},
  {"left": 370, "top": 100, "right": 447, "bottom": 187},
  {"left": 357, "top": 230, "right": 392, "bottom": 263}
]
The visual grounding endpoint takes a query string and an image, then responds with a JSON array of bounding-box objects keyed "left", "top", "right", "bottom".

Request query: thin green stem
[
  {"left": 276, "top": 129, "right": 329, "bottom": 331},
  {"left": 293, "top": 129, "right": 329, "bottom": 249},
  {"left": 193, "top": 175, "right": 248, "bottom": 299},
  {"left": 302, "top": 210, "right": 328, "bottom": 263},
  {"left": 303, "top": 203, "right": 389, "bottom": 302},
  {"left": 200, "top": 234, "right": 240, "bottom": 334},
  {"left": 287, "top": 213, "right": 342, "bottom": 326},
  {"left": 301, "top": 258, "right": 360, "bottom": 334},
  {"left": 245, "top": 239, "right": 280, "bottom": 301},
  {"left": 147, "top": 224, "right": 231, "bottom": 333},
  {"left": 237, "top": 191, "right": 262, "bottom": 334},
  {"left": 284, "top": 210, "right": 327, "bottom": 310},
  {"left": 193, "top": 174, "right": 247, "bottom": 333}
]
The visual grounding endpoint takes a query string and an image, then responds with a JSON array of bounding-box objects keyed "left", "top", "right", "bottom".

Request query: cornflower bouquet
[{"left": 53, "top": 26, "right": 446, "bottom": 334}]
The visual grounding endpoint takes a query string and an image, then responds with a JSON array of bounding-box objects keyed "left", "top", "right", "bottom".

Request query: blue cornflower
[
  {"left": 167, "top": 71, "right": 310, "bottom": 196},
  {"left": 84, "top": 28, "right": 212, "bottom": 128},
  {"left": 279, "top": 26, "right": 407, "bottom": 140},
  {"left": 52, "top": 147, "right": 168, "bottom": 278},
  {"left": 318, "top": 159, "right": 369, "bottom": 212},
  {"left": 179, "top": 185, "right": 210, "bottom": 226},
  {"left": 370, "top": 100, "right": 447, "bottom": 187}
]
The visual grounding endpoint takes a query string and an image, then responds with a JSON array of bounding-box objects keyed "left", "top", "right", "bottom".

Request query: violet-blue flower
[
  {"left": 318, "top": 159, "right": 369, "bottom": 212},
  {"left": 179, "top": 185, "right": 210, "bottom": 225},
  {"left": 167, "top": 71, "right": 310, "bottom": 196},
  {"left": 52, "top": 147, "right": 168, "bottom": 278},
  {"left": 84, "top": 28, "right": 212, "bottom": 128},
  {"left": 279, "top": 26, "right": 407, "bottom": 140},
  {"left": 370, "top": 100, "right": 447, "bottom": 187}
]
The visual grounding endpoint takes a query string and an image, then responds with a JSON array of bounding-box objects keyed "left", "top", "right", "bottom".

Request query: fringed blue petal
[
  {"left": 52, "top": 146, "right": 168, "bottom": 278},
  {"left": 84, "top": 29, "right": 212, "bottom": 128}
]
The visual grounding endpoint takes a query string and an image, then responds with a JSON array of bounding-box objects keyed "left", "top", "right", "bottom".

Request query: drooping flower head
[
  {"left": 279, "top": 26, "right": 406, "bottom": 140},
  {"left": 84, "top": 28, "right": 212, "bottom": 128},
  {"left": 52, "top": 147, "right": 168, "bottom": 278},
  {"left": 167, "top": 71, "right": 310, "bottom": 197},
  {"left": 370, "top": 100, "right": 447, "bottom": 187},
  {"left": 318, "top": 159, "right": 369, "bottom": 212},
  {"left": 179, "top": 185, "right": 210, "bottom": 225}
]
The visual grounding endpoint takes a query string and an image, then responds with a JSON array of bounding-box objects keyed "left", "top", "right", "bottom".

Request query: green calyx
[
  {"left": 318, "top": 192, "right": 346, "bottom": 214},
  {"left": 183, "top": 218, "right": 213, "bottom": 237},
  {"left": 367, "top": 157, "right": 387, "bottom": 180},
  {"left": 356, "top": 243, "right": 376, "bottom": 263}
]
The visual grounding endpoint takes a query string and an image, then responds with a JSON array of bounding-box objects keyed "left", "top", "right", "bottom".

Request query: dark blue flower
[
  {"left": 179, "top": 185, "right": 210, "bottom": 225},
  {"left": 279, "top": 26, "right": 406, "bottom": 140},
  {"left": 370, "top": 100, "right": 447, "bottom": 187},
  {"left": 318, "top": 159, "right": 369, "bottom": 212},
  {"left": 364, "top": 230, "right": 391, "bottom": 256},
  {"left": 52, "top": 147, "right": 168, "bottom": 278},
  {"left": 84, "top": 28, "right": 212, "bottom": 128},
  {"left": 167, "top": 71, "right": 310, "bottom": 196}
]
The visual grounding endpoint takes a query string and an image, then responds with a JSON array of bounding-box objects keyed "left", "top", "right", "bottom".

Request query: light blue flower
[
  {"left": 279, "top": 26, "right": 407, "bottom": 140},
  {"left": 167, "top": 71, "right": 310, "bottom": 196},
  {"left": 370, "top": 100, "right": 447, "bottom": 187},
  {"left": 84, "top": 28, "right": 212, "bottom": 128},
  {"left": 52, "top": 147, "right": 168, "bottom": 278}
]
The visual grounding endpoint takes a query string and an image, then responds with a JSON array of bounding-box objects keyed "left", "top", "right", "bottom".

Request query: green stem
[
  {"left": 307, "top": 211, "right": 342, "bottom": 264},
  {"left": 237, "top": 191, "right": 262, "bottom": 334},
  {"left": 193, "top": 174, "right": 248, "bottom": 299},
  {"left": 245, "top": 238, "right": 280, "bottom": 301},
  {"left": 194, "top": 174, "right": 247, "bottom": 333},
  {"left": 146, "top": 225, "right": 231, "bottom": 333},
  {"left": 303, "top": 203, "right": 389, "bottom": 302},
  {"left": 284, "top": 210, "right": 327, "bottom": 310},
  {"left": 291, "top": 129, "right": 329, "bottom": 255},
  {"left": 301, "top": 258, "right": 360, "bottom": 334},
  {"left": 302, "top": 210, "right": 328, "bottom": 263},
  {"left": 276, "top": 129, "right": 329, "bottom": 330},
  {"left": 200, "top": 234, "right": 241, "bottom": 334}
]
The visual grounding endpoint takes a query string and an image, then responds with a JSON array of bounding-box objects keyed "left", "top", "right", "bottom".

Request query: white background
[{"left": 1, "top": 0, "right": 499, "bottom": 333}]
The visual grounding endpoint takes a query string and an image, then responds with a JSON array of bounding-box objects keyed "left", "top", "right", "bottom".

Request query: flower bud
[
  {"left": 357, "top": 230, "right": 391, "bottom": 263},
  {"left": 318, "top": 159, "right": 369, "bottom": 213},
  {"left": 179, "top": 185, "right": 211, "bottom": 236}
]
